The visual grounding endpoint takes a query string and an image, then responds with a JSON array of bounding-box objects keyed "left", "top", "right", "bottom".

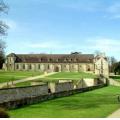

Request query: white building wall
[{"left": 94, "top": 57, "right": 109, "bottom": 78}]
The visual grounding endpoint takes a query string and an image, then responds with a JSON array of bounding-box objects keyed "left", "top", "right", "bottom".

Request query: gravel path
[{"left": 108, "top": 108, "right": 120, "bottom": 118}]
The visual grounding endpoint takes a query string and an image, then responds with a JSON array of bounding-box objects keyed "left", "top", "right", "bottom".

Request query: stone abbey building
[{"left": 3, "top": 52, "right": 109, "bottom": 77}]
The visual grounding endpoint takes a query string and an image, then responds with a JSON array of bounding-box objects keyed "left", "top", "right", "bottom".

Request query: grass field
[
  {"left": 0, "top": 70, "right": 43, "bottom": 83},
  {"left": 9, "top": 86, "right": 120, "bottom": 118},
  {"left": 15, "top": 72, "right": 97, "bottom": 87},
  {"left": 40, "top": 72, "right": 97, "bottom": 81},
  {"left": 46, "top": 72, "right": 96, "bottom": 78}
]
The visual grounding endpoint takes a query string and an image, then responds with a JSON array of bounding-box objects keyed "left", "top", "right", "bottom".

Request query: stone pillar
[
  {"left": 25, "top": 64, "right": 28, "bottom": 71},
  {"left": 19, "top": 64, "right": 22, "bottom": 70},
  {"left": 48, "top": 82, "right": 56, "bottom": 93}
]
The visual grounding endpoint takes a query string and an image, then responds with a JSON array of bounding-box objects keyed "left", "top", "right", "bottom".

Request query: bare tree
[
  {"left": 0, "top": 39, "right": 5, "bottom": 68},
  {"left": 108, "top": 56, "right": 117, "bottom": 73},
  {"left": 94, "top": 50, "right": 101, "bottom": 56},
  {"left": 0, "top": 0, "right": 8, "bottom": 69},
  {"left": 0, "top": 0, "right": 9, "bottom": 36}
]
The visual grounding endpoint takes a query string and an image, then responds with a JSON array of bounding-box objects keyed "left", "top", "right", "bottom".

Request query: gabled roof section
[
  {"left": 7, "top": 53, "right": 16, "bottom": 57},
  {"left": 95, "top": 55, "right": 108, "bottom": 61}
]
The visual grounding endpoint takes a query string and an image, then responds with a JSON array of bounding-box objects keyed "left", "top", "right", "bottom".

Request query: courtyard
[
  {"left": 13, "top": 72, "right": 97, "bottom": 87},
  {"left": 0, "top": 71, "right": 97, "bottom": 87}
]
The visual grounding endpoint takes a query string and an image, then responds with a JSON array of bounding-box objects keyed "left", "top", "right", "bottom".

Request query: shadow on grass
[{"left": 110, "top": 76, "right": 120, "bottom": 80}]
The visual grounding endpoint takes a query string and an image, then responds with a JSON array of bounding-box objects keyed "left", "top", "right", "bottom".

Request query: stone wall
[
  {"left": 0, "top": 84, "right": 106, "bottom": 109},
  {"left": 48, "top": 81, "right": 74, "bottom": 93},
  {"left": 0, "top": 84, "right": 48, "bottom": 104},
  {"left": 94, "top": 57, "right": 109, "bottom": 78},
  {"left": 4, "top": 62, "right": 94, "bottom": 73},
  {"left": 55, "top": 82, "right": 74, "bottom": 93},
  {"left": 0, "top": 78, "right": 107, "bottom": 109},
  {"left": 48, "top": 79, "right": 98, "bottom": 93},
  {"left": 109, "top": 78, "right": 120, "bottom": 86}
]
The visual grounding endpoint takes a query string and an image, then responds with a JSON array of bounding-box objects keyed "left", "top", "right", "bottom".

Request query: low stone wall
[
  {"left": 0, "top": 84, "right": 106, "bottom": 109},
  {"left": 0, "top": 77, "right": 108, "bottom": 109},
  {"left": 56, "top": 82, "right": 74, "bottom": 92},
  {"left": 48, "top": 78, "right": 99, "bottom": 93},
  {"left": 0, "top": 84, "right": 48, "bottom": 104},
  {"left": 109, "top": 78, "right": 120, "bottom": 86},
  {"left": 48, "top": 81, "right": 74, "bottom": 93}
]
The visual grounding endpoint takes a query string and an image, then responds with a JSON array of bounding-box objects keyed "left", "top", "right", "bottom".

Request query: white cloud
[
  {"left": 27, "top": 38, "right": 120, "bottom": 55},
  {"left": 86, "top": 37, "right": 120, "bottom": 53},
  {"left": 27, "top": 41, "right": 73, "bottom": 49}
]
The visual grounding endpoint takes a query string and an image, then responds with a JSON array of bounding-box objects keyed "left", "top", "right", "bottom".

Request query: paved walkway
[
  {"left": 108, "top": 108, "right": 120, "bottom": 118},
  {"left": 0, "top": 72, "right": 57, "bottom": 88}
]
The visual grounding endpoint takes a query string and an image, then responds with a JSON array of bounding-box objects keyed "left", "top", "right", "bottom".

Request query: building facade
[{"left": 2, "top": 53, "right": 109, "bottom": 77}]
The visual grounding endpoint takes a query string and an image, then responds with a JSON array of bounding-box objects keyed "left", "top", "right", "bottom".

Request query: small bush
[{"left": 0, "top": 108, "right": 9, "bottom": 118}]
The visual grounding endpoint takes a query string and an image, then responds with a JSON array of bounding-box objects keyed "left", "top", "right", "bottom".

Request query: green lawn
[
  {"left": 0, "top": 70, "right": 43, "bottom": 83},
  {"left": 15, "top": 81, "right": 32, "bottom": 87},
  {"left": 9, "top": 86, "right": 120, "bottom": 118},
  {"left": 41, "top": 72, "right": 97, "bottom": 81},
  {"left": 15, "top": 72, "right": 97, "bottom": 87}
]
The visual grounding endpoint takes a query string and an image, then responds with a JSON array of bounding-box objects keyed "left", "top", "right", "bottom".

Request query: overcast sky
[{"left": 2, "top": 0, "right": 120, "bottom": 60}]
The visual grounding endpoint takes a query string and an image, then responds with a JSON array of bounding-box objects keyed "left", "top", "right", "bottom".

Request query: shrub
[{"left": 0, "top": 108, "right": 9, "bottom": 118}]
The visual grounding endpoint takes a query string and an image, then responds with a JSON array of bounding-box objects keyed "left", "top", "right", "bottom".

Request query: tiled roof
[{"left": 7, "top": 53, "right": 94, "bottom": 63}]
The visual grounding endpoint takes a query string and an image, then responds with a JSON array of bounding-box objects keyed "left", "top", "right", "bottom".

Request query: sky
[{"left": 2, "top": 0, "right": 120, "bottom": 60}]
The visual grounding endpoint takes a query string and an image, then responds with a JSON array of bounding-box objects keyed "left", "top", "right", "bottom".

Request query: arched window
[{"left": 87, "top": 65, "right": 91, "bottom": 71}]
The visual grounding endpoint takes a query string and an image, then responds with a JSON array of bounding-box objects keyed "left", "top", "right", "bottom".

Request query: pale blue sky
[{"left": 2, "top": 0, "right": 120, "bottom": 60}]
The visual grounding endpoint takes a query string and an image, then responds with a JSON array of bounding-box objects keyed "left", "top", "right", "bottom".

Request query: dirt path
[
  {"left": 108, "top": 108, "right": 120, "bottom": 118},
  {"left": 0, "top": 72, "right": 57, "bottom": 88}
]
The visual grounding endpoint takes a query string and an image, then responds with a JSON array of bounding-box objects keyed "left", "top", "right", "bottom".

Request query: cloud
[
  {"left": 86, "top": 37, "right": 120, "bottom": 53},
  {"left": 6, "top": 36, "right": 120, "bottom": 60},
  {"left": 26, "top": 38, "right": 120, "bottom": 55},
  {"left": 27, "top": 41, "right": 73, "bottom": 49}
]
